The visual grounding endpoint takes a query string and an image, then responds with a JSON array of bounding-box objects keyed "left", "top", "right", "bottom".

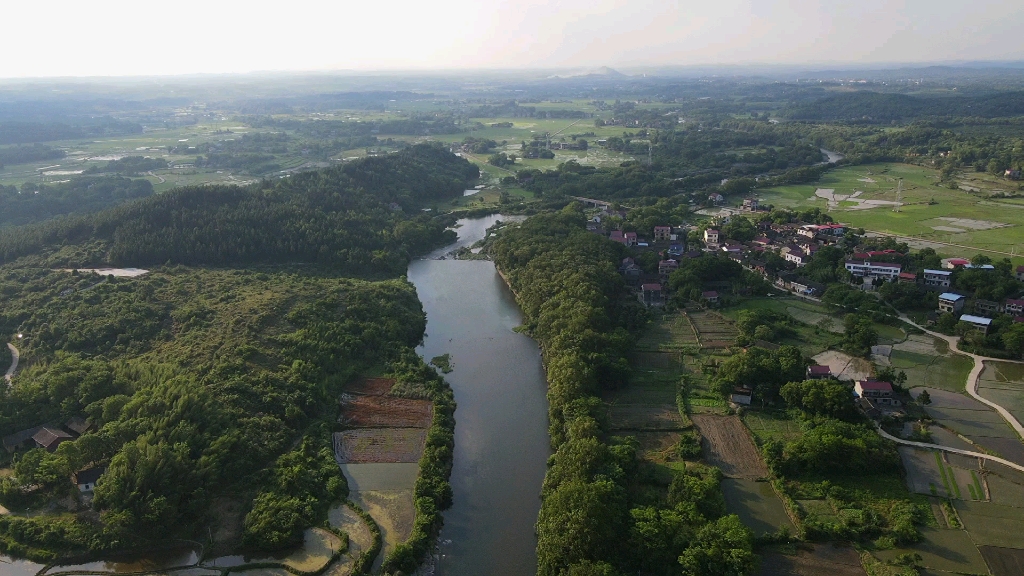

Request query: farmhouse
[
  {"left": 844, "top": 260, "right": 902, "bottom": 280},
  {"left": 640, "top": 283, "right": 664, "bottom": 307},
  {"left": 742, "top": 198, "right": 759, "bottom": 211},
  {"left": 730, "top": 387, "right": 753, "bottom": 405},
  {"left": 654, "top": 226, "right": 672, "bottom": 241},
  {"left": 855, "top": 380, "right": 898, "bottom": 406},
  {"left": 974, "top": 299, "right": 1000, "bottom": 317},
  {"left": 806, "top": 365, "right": 832, "bottom": 379},
  {"left": 624, "top": 232, "right": 638, "bottom": 247},
  {"left": 1005, "top": 299, "right": 1024, "bottom": 316},
  {"left": 959, "top": 314, "right": 992, "bottom": 335},
  {"left": 658, "top": 259, "right": 678, "bottom": 277},
  {"left": 74, "top": 467, "right": 104, "bottom": 493},
  {"left": 703, "top": 229, "right": 720, "bottom": 246},
  {"left": 32, "top": 427, "right": 72, "bottom": 452},
  {"left": 702, "top": 290, "right": 720, "bottom": 304},
  {"left": 782, "top": 246, "right": 807, "bottom": 266},
  {"left": 922, "top": 269, "right": 952, "bottom": 288},
  {"left": 1016, "top": 265, "right": 1024, "bottom": 282},
  {"left": 938, "top": 293, "right": 965, "bottom": 314},
  {"left": 898, "top": 272, "right": 918, "bottom": 284},
  {"left": 789, "top": 277, "right": 825, "bottom": 296},
  {"left": 944, "top": 258, "right": 970, "bottom": 269}
]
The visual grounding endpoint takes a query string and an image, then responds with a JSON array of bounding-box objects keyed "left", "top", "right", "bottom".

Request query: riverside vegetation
[{"left": 0, "top": 144, "right": 471, "bottom": 567}]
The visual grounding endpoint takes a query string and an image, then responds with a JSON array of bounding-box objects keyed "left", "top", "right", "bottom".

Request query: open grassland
[{"left": 758, "top": 162, "right": 1024, "bottom": 261}]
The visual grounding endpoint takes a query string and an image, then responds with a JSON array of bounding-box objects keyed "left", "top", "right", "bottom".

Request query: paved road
[
  {"left": 4, "top": 343, "right": 18, "bottom": 385},
  {"left": 900, "top": 315, "right": 1024, "bottom": 441},
  {"left": 875, "top": 425, "right": 1024, "bottom": 473}
]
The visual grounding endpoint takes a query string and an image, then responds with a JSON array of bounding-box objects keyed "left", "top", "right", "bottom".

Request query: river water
[{"left": 408, "top": 214, "right": 550, "bottom": 576}]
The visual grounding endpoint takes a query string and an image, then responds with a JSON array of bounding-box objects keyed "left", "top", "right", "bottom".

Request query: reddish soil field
[
  {"left": 334, "top": 428, "right": 429, "bottom": 463},
  {"left": 339, "top": 394, "right": 433, "bottom": 429},
  {"left": 344, "top": 377, "right": 397, "bottom": 396},
  {"left": 691, "top": 414, "right": 769, "bottom": 479},
  {"left": 758, "top": 543, "right": 865, "bottom": 576},
  {"left": 980, "top": 546, "right": 1024, "bottom": 576}
]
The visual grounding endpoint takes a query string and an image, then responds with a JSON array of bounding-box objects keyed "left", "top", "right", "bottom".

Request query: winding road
[
  {"left": 876, "top": 315, "right": 1024, "bottom": 471},
  {"left": 4, "top": 343, "right": 18, "bottom": 385}
]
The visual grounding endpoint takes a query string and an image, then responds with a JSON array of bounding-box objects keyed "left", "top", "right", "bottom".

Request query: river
[{"left": 408, "top": 214, "right": 550, "bottom": 576}]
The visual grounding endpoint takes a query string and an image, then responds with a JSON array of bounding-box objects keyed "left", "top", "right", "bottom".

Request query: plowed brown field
[
  {"left": 339, "top": 394, "right": 433, "bottom": 428},
  {"left": 334, "top": 429, "right": 428, "bottom": 463},
  {"left": 691, "top": 414, "right": 768, "bottom": 479}
]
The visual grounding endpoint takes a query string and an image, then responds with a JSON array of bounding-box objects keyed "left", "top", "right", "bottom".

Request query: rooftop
[
  {"left": 960, "top": 314, "right": 992, "bottom": 325},
  {"left": 939, "top": 292, "right": 965, "bottom": 301},
  {"left": 808, "top": 365, "right": 832, "bottom": 375},
  {"left": 923, "top": 269, "right": 952, "bottom": 276},
  {"left": 857, "top": 380, "right": 893, "bottom": 391}
]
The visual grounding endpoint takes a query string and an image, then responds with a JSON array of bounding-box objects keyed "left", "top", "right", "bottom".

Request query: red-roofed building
[
  {"left": 1006, "top": 299, "right": 1024, "bottom": 316},
  {"left": 898, "top": 272, "right": 917, "bottom": 284},
  {"left": 1017, "top": 266, "right": 1024, "bottom": 282},
  {"left": 610, "top": 230, "right": 625, "bottom": 244},
  {"left": 806, "top": 365, "right": 832, "bottom": 379},
  {"left": 640, "top": 283, "right": 664, "bottom": 307},
  {"left": 945, "top": 258, "right": 970, "bottom": 270},
  {"left": 855, "top": 380, "right": 898, "bottom": 405},
  {"left": 624, "top": 232, "right": 638, "bottom": 247}
]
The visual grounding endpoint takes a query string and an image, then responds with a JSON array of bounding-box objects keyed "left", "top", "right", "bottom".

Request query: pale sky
[{"left": 3, "top": 0, "right": 1023, "bottom": 78}]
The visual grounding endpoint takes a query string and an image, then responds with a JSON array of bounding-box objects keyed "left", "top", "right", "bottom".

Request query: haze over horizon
[{"left": 4, "top": 0, "right": 1023, "bottom": 79}]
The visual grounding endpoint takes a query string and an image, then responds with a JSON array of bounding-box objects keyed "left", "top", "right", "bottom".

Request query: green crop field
[
  {"left": 758, "top": 162, "right": 1024, "bottom": 261},
  {"left": 875, "top": 526, "right": 988, "bottom": 575}
]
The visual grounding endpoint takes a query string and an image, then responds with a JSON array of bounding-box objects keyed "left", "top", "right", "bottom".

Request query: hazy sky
[{"left": 3, "top": 0, "right": 1022, "bottom": 78}]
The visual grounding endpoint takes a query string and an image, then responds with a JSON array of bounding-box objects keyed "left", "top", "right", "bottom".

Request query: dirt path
[
  {"left": 4, "top": 343, "right": 18, "bottom": 385},
  {"left": 691, "top": 414, "right": 768, "bottom": 479}
]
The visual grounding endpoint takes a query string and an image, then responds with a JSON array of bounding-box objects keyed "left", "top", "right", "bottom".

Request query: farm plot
[
  {"left": 721, "top": 479, "right": 795, "bottom": 537},
  {"left": 889, "top": 350, "right": 974, "bottom": 393},
  {"left": 743, "top": 410, "right": 804, "bottom": 444},
  {"left": 980, "top": 546, "right": 1024, "bottom": 576},
  {"left": 325, "top": 504, "right": 375, "bottom": 576},
  {"left": 954, "top": 500, "right": 1024, "bottom": 549},
  {"left": 978, "top": 360, "right": 1024, "bottom": 425},
  {"left": 925, "top": 406, "right": 1017, "bottom": 440},
  {"left": 348, "top": 489, "right": 416, "bottom": 568},
  {"left": 899, "top": 448, "right": 952, "bottom": 497},
  {"left": 636, "top": 312, "right": 699, "bottom": 351},
  {"left": 334, "top": 428, "right": 428, "bottom": 463},
  {"left": 345, "top": 377, "right": 396, "bottom": 396},
  {"left": 338, "top": 394, "right": 432, "bottom": 428},
  {"left": 757, "top": 543, "right": 865, "bottom": 576},
  {"left": 985, "top": 473, "right": 1024, "bottom": 508},
  {"left": 688, "top": 310, "right": 739, "bottom": 349},
  {"left": 875, "top": 526, "right": 988, "bottom": 575},
  {"left": 691, "top": 414, "right": 768, "bottom": 479}
]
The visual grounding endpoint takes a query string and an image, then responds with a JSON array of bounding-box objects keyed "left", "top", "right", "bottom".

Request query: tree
[
  {"left": 780, "top": 379, "right": 856, "bottom": 419},
  {"left": 678, "top": 515, "right": 757, "bottom": 576},
  {"left": 917, "top": 389, "right": 931, "bottom": 405},
  {"left": 842, "top": 314, "right": 878, "bottom": 357}
]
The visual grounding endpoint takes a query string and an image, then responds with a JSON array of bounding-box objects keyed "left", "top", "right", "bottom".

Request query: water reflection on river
[{"left": 408, "top": 215, "right": 550, "bottom": 576}]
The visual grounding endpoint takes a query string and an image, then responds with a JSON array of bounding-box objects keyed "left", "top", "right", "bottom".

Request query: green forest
[{"left": 0, "top": 145, "right": 476, "bottom": 563}]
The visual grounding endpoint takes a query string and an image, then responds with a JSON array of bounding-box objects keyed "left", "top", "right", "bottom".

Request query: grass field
[
  {"left": 890, "top": 348, "right": 974, "bottom": 393},
  {"left": 757, "top": 162, "right": 1024, "bottom": 262},
  {"left": 743, "top": 410, "right": 804, "bottom": 444}
]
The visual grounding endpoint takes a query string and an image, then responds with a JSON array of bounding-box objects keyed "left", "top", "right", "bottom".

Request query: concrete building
[
  {"left": 938, "top": 293, "right": 965, "bottom": 314},
  {"left": 844, "top": 260, "right": 902, "bottom": 280},
  {"left": 959, "top": 314, "right": 992, "bottom": 335},
  {"left": 923, "top": 269, "right": 952, "bottom": 288}
]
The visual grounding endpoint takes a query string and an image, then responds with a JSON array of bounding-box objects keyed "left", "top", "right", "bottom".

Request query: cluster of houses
[
  {"left": 730, "top": 363, "right": 900, "bottom": 417},
  {"left": 3, "top": 417, "right": 105, "bottom": 493}
]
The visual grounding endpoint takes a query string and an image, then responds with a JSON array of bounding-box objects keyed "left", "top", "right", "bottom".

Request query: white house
[
  {"left": 844, "top": 260, "right": 902, "bottom": 280},
  {"left": 922, "top": 269, "right": 952, "bottom": 288}
]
